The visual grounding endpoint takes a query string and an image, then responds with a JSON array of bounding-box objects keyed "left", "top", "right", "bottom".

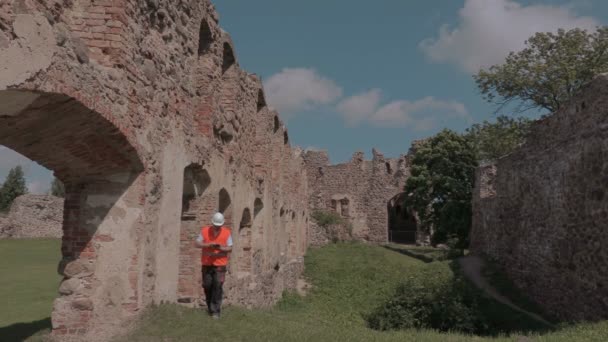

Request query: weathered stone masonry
[
  {"left": 471, "top": 74, "right": 608, "bottom": 321},
  {"left": 1, "top": 0, "right": 308, "bottom": 338},
  {"left": 0, "top": 194, "right": 64, "bottom": 238},
  {"left": 304, "top": 149, "right": 413, "bottom": 245}
]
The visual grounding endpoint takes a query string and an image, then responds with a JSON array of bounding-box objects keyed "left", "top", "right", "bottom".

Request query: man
[{"left": 195, "top": 212, "right": 233, "bottom": 319}]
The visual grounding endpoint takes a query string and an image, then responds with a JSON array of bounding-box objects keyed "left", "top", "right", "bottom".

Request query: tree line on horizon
[{"left": 0, "top": 165, "right": 65, "bottom": 212}]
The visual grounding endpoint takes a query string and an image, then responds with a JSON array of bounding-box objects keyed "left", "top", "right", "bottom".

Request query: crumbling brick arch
[
  {"left": 177, "top": 164, "right": 211, "bottom": 304},
  {"left": 198, "top": 19, "right": 214, "bottom": 56},
  {"left": 0, "top": 89, "right": 144, "bottom": 336},
  {"left": 238, "top": 208, "right": 253, "bottom": 272}
]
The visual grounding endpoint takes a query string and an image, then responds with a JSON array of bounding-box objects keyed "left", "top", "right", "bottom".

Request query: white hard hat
[{"left": 211, "top": 212, "right": 225, "bottom": 226}]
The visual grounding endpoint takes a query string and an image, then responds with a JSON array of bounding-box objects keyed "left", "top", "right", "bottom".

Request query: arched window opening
[
  {"left": 340, "top": 198, "right": 350, "bottom": 218},
  {"left": 198, "top": 19, "right": 213, "bottom": 56},
  {"left": 239, "top": 208, "right": 252, "bottom": 231},
  {"left": 181, "top": 164, "right": 211, "bottom": 218},
  {"left": 273, "top": 116, "right": 279, "bottom": 133},
  {"left": 238, "top": 208, "right": 253, "bottom": 272},
  {"left": 257, "top": 89, "right": 266, "bottom": 112},
  {"left": 222, "top": 43, "right": 235, "bottom": 73},
  {"left": 254, "top": 198, "right": 264, "bottom": 217},
  {"left": 218, "top": 188, "right": 232, "bottom": 225}
]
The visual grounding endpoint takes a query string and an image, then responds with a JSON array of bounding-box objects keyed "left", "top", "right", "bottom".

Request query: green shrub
[
  {"left": 311, "top": 210, "right": 344, "bottom": 227},
  {"left": 366, "top": 262, "right": 487, "bottom": 334},
  {"left": 366, "top": 260, "right": 552, "bottom": 336}
]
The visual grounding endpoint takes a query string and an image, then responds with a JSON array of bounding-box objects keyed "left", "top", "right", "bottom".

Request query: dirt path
[{"left": 458, "top": 255, "right": 555, "bottom": 328}]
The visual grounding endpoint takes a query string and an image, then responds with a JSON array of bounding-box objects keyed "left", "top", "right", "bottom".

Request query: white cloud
[
  {"left": 264, "top": 68, "right": 343, "bottom": 114},
  {"left": 336, "top": 89, "right": 382, "bottom": 126},
  {"left": 336, "top": 90, "right": 470, "bottom": 131},
  {"left": 420, "top": 0, "right": 599, "bottom": 73}
]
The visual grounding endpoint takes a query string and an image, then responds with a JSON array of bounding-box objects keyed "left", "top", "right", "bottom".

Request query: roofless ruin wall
[
  {"left": 471, "top": 74, "right": 608, "bottom": 321},
  {"left": 1, "top": 0, "right": 307, "bottom": 338},
  {"left": 304, "top": 149, "right": 411, "bottom": 244}
]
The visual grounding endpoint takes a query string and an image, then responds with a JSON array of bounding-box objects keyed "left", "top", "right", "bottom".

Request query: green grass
[
  {"left": 1, "top": 239, "right": 607, "bottom": 342},
  {"left": 0, "top": 238, "right": 62, "bottom": 341}
]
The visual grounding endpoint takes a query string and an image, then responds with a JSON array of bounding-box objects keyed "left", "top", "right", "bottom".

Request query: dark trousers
[{"left": 202, "top": 265, "right": 226, "bottom": 315}]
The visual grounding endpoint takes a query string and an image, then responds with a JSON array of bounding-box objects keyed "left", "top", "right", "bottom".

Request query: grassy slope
[
  {"left": 0, "top": 239, "right": 62, "bottom": 341},
  {"left": 122, "top": 243, "right": 608, "bottom": 342}
]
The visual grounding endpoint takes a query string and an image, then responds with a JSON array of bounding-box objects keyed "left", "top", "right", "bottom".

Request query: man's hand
[{"left": 218, "top": 246, "right": 232, "bottom": 253}]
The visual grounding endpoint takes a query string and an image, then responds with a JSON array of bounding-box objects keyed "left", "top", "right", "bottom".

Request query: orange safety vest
[{"left": 201, "top": 226, "right": 232, "bottom": 266}]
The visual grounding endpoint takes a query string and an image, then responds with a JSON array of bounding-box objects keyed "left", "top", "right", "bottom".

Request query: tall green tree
[
  {"left": 474, "top": 27, "right": 608, "bottom": 113},
  {"left": 0, "top": 166, "right": 28, "bottom": 211},
  {"left": 404, "top": 130, "right": 478, "bottom": 248},
  {"left": 50, "top": 177, "right": 65, "bottom": 198},
  {"left": 466, "top": 115, "right": 533, "bottom": 162}
]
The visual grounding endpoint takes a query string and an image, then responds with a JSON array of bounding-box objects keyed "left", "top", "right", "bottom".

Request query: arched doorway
[
  {"left": 387, "top": 193, "right": 418, "bottom": 244},
  {"left": 0, "top": 89, "right": 144, "bottom": 335},
  {"left": 177, "top": 165, "right": 211, "bottom": 304}
]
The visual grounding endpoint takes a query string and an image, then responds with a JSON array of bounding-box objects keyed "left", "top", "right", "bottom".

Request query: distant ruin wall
[
  {"left": 471, "top": 74, "right": 608, "bottom": 321},
  {"left": 304, "top": 149, "right": 410, "bottom": 244},
  {"left": 0, "top": 194, "right": 63, "bottom": 238}
]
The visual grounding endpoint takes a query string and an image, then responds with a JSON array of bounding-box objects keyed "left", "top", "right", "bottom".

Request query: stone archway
[
  {"left": 177, "top": 164, "right": 211, "bottom": 304},
  {"left": 0, "top": 90, "right": 144, "bottom": 335},
  {"left": 387, "top": 193, "right": 418, "bottom": 244}
]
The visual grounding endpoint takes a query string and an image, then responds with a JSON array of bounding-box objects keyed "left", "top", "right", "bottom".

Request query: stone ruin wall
[
  {"left": 303, "top": 149, "right": 410, "bottom": 245},
  {"left": 471, "top": 74, "right": 608, "bottom": 321},
  {"left": 0, "top": 194, "right": 64, "bottom": 238},
  {"left": 0, "top": 0, "right": 308, "bottom": 338}
]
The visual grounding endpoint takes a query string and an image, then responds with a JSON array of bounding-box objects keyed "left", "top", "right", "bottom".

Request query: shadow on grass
[
  {"left": 0, "top": 317, "right": 51, "bottom": 342},
  {"left": 445, "top": 260, "right": 557, "bottom": 336},
  {"left": 383, "top": 245, "right": 449, "bottom": 263}
]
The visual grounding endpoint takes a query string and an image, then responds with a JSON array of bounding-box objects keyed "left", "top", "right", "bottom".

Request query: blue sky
[{"left": 1, "top": 0, "right": 607, "bottom": 193}]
